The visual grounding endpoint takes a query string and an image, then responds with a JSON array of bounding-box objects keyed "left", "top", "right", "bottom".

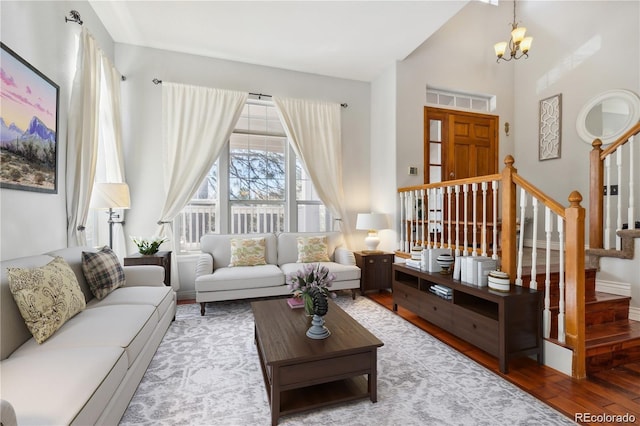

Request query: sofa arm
[
  {"left": 195, "top": 253, "right": 214, "bottom": 277},
  {"left": 1, "top": 399, "right": 17, "bottom": 426},
  {"left": 334, "top": 247, "right": 356, "bottom": 266},
  {"left": 123, "top": 265, "right": 165, "bottom": 287}
]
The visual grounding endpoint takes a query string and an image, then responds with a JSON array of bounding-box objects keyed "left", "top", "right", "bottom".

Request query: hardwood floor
[{"left": 367, "top": 291, "right": 640, "bottom": 426}]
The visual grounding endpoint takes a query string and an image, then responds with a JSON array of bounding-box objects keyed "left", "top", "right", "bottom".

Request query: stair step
[
  {"left": 585, "top": 319, "right": 640, "bottom": 374},
  {"left": 521, "top": 268, "right": 597, "bottom": 302}
]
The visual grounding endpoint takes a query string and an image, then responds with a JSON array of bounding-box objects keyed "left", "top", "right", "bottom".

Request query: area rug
[{"left": 120, "top": 295, "right": 575, "bottom": 425}]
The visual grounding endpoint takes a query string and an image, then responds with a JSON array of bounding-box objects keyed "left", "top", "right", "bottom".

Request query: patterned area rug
[{"left": 120, "top": 295, "right": 575, "bottom": 425}]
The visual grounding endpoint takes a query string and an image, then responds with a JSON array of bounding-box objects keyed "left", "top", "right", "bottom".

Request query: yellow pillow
[
  {"left": 7, "top": 256, "right": 86, "bottom": 344},
  {"left": 296, "top": 236, "right": 330, "bottom": 263},
  {"left": 229, "top": 237, "right": 267, "bottom": 267}
]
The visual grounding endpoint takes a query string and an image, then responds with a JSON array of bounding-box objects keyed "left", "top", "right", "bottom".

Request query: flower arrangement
[
  {"left": 286, "top": 263, "right": 336, "bottom": 315},
  {"left": 130, "top": 235, "right": 168, "bottom": 255}
]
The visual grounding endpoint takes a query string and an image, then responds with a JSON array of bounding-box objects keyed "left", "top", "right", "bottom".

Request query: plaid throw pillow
[{"left": 81, "top": 246, "right": 125, "bottom": 300}]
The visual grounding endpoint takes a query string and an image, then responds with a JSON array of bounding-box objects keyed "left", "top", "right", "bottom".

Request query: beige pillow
[
  {"left": 7, "top": 256, "right": 86, "bottom": 344},
  {"left": 229, "top": 237, "right": 267, "bottom": 267},
  {"left": 296, "top": 236, "right": 330, "bottom": 263}
]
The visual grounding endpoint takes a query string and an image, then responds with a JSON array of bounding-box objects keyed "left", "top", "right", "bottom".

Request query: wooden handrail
[
  {"left": 397, "top": 174, "right": 501, "bottom": 193},
  {"left": 512, "top": 174, "right": 566, "bottom": 217},
  {"left": 600, "top": 122, "right": 640, "bottom": 159},
  {"left": 589, "top": 122, "right": 639, "bottom": 249}
]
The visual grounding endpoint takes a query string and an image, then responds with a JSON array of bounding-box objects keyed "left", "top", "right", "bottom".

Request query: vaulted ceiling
[{"left": 89, "top": 1, "right": 468, "bottom": 82}]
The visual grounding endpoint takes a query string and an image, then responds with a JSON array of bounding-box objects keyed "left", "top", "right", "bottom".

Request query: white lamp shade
[
  {"left": 90, "top": 183, "right": 131, "bottom": 210},
  {"left": 356, "top": 213, "right": 389, "bottom": 231}
]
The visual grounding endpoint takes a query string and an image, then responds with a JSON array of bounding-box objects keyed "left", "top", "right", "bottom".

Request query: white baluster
[
  {"left": 463, "top": 184, "right": 469, "bottom": 256},
  {"left": 515, "top": 188, "right": 527, "bottom": 286},
  {"left": 557, "top": 216, "right": 566, "bottom": 344},
  {"left": 630, "top": 136, "right": 636, "bottom": 229},
  {"left": 437, "top": 187, "right": 444, "bottom": 248},
  {"left": 492, "top": 180, "right": 499, "bottom": 260},
  {"left": 481, "top": 181, "right": 488, "bottom": 257},
  {"left": 421, "top": 189, "right": 427, "bottom": 249},
  {"left": 447, "top": 186, "right": 453, "bottom": 250},
  {"left": 399, "top": 192, "right": 405, "bottom": 251},
  {"left": 543, "top": 207, "right": 553, "bottom": 338},
  {"left": 604, "top": 155, "right": 612, "bottom": 249},
  {"left": 616, "top": 148, "right": 623, "bottom": 250},
  {"left": 530, "top": 197, "right": 538, "bottom": 290},
  {"left": 472, "top": 183, "right": 478, "bottom": 256},
  {"left": 455, "top": 185, "right": 461, "bottom": 257}
]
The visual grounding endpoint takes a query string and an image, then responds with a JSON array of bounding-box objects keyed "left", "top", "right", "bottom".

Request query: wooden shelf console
[{"left": 392, "top": 263, "right": 542, "bottom": 373}]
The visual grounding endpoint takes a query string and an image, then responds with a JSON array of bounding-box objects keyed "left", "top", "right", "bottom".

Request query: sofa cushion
[
  {"left": 7, "top": 257, "right": 86, "bottom": 344},
  {"left": 200, "top": 233, "right": 278, "bottom": 270},
  {"left": 280, "top": 261, "right": 360, "bottom": 283},
  {"left": 1, "top": 346, "right": 127, "bottom": 425},
  {"left": 82, "top": 247, "right": 126, "bottom": 300},
  {"left": 11, "top": 304, "right": 157, "bottom": 368},
  {"left": 296, "top": 235, "right": 330, "bottom": 262},
  {"left": 195, "top": 264, "right": 284, "bottom": 292},
  {"left": 229, "top": 237, "right": 267, "bottom": 267},
  {"left": 87, "top": 286, "right": 174, "bottom": 320},
  {"left": 277, "top": 232, "right": 345, "bottom": 265}
]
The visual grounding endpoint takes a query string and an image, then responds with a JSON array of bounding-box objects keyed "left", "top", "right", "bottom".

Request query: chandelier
[{"left": 494, "top": 1, "right": 533, "bottom": 62}]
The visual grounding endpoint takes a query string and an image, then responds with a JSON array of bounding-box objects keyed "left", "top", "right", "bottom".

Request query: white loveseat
[
  {"left": 195, "top": 231, "right": 360, "bottom": 315},
  {"left": 0, "top": 246, "right": 176, "bottom": 425}
]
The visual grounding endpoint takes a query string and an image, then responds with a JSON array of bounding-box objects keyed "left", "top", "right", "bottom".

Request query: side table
[
  {"left": 354, "top": 251, "right": 394, "bottom": 295},
  {"left": 124, "top": 251, "right": 172, "bottom": 287}
]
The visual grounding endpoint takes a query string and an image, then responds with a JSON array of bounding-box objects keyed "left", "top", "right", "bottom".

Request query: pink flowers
[{"left": 286, "top": 263, "right": 336, "bottom": 299}]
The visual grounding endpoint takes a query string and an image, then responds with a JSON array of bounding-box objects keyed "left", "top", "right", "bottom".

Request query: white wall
[
  {"left": 114, "top": 44, "right": 371, "bottom": 298},
  {"left": 0, "top": 1, "right": 114, "bottom": 260}
]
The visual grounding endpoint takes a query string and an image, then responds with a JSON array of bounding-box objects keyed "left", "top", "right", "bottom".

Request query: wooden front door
[
  {"left": 424, "top": 107, "right": 500, "bottom": 252},
  {"left": 424, "top": 107, "right": 499, "bottom": 183}
]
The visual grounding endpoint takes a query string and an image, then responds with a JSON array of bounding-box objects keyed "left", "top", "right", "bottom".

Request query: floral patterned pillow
[
  {"left": 229, "top": 237, "right": 267, "bottom": 267},
  {"left": 296, "top": 236, "right": 330, "bottom": 263},
  {"left": 7, "top": 256, "right": 86, "bottom": 344}
]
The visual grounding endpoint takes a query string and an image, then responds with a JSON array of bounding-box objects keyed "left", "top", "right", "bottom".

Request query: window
[
  {"left": 175, "top": 99, "right": 329, "bottom": 253},
  {"left": 426, "top": 86, "right": 495, "bottom": 113}
]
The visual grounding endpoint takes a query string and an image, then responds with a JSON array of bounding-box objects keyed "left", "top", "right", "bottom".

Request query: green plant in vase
[{"left": 130, "top": 235, "right": 168, "bottom": 255}]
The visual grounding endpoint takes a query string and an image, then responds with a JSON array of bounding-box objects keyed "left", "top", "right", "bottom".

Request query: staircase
[{"left": 521, "top": 265, "right": 640, "bottom": 375}]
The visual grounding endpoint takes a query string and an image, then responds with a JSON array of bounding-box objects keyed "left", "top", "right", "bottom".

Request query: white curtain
[
  {"left": 66, "top": 28, "right": 102, "bottom": 246},
  {"left": 273, "top": 96, "right": 353, "bottom": 245},
  {"left": 97, "top": 57, "right": 127, "bottom": 259},
  {"left": 158, "top": 83, "right": 248, "bottom": 290}
]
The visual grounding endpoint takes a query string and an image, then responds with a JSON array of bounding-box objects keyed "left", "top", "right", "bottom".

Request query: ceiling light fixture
[{"left": 494, "top": 1, "right": 533, "bottom": 62}]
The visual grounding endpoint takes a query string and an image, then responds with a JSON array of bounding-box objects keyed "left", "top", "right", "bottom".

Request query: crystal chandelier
[{"left": 494, "top": 1, "right": 533, "bottom": 62}]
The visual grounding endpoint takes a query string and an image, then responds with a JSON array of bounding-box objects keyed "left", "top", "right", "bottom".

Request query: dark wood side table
[
  {"left": 123, "top": 251, "right": 172, "bottom": 287},
  {"left": 354, "top": 251, "right": 394, "bottom": 295}
]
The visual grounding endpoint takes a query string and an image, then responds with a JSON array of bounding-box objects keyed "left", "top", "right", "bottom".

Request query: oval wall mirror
[{"left": 576, "top": 89, "right": 640, "bottom": 145}]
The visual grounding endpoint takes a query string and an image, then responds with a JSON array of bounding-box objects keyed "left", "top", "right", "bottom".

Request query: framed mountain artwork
[{"left": 1, "top": 42, "right": 59, "bottom": 193}]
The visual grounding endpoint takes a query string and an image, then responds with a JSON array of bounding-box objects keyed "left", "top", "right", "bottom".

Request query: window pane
[
  {"left": 297, "top": 204, "right": 329, "bottom": 232},
  {"left": 296, "top": 160, "right": 320, "bottom": 201},
  {"left": 230, "top": 203, "right": 284, "bottom": 233},
  {"left": 429, "top": 166, "right": 442, "bottom": 183},
  {"left": 429, "top": 120, "right": 441, "bottom": 142},
  {"left": 229, "top": 133, "right": 286, "bottom": 201},
  {"left": 176, "top": 201, "right": 217, "bottom": 252},
  {"left": 429, "top": 142, "right": 441, "bottom": 165}
]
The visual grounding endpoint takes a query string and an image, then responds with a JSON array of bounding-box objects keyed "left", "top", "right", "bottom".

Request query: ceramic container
[{"left": 488, "top": 270, "right": 511, "bottom": 292}]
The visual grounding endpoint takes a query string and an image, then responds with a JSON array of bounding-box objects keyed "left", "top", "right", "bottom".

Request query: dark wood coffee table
[{"left": 251, "top": 299, "right": 383, "bottom": 425}]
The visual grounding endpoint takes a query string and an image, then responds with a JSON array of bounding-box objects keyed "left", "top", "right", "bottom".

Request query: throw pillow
[
  {"left": 7, "top": 256, "right": 86, "bottom": 344},
  {"left": 296, "top": 236, "right": 330, "bottom": 263},
  {"left": 82, "top": 246, "right": 126, "bottom": 300},
  {"left": 229, "top": 237, "right": 267, "bottom": 267}
]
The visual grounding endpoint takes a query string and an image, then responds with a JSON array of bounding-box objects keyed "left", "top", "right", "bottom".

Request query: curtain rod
[
  {"left": 65, "top": 10, "right": 126, "bottom": 81},
  {"left": 152, "top": 78, "right": 348, "bottom": 108}
]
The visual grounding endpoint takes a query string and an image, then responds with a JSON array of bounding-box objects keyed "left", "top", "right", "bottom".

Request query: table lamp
[
  {"left": 356, "top": 213, "right": 389, "bottom": 253},
  {"left": 90, "top": 183, "right": 131, "bottom": 248}
]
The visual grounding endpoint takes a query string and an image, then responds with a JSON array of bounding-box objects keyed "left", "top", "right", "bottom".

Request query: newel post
[
  {"left": 564, "top": 191, "right": 586, "bottom": 379},
  {"left": 500, "top": 155, "right": 517, "bottom": 280},
  {"left": 589, "top": 139, "right": 604, "bottom": 249}
]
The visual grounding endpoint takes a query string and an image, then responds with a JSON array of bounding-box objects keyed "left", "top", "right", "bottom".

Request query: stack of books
[
  {"left": 429, "top": 284, "right": 453, "bottom": 300},
  {"left": 405, "top": 259, "right": 422, "bottom": 269}
]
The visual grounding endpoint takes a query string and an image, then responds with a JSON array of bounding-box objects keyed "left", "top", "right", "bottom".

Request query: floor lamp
[{"left": 90, "top": 183, "right": 131, "bottom": 248}]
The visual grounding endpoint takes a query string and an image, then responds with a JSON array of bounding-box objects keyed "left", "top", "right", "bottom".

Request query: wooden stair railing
[
  {"left": 589, "top": 122, "right": 640, "bottom": 250},
  {"left": 397, "top": 155, "right": 587, "bottom": 379}
]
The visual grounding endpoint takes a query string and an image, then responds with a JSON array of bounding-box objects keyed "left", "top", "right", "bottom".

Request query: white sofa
[
  {"left": 195, "top": 231, "right": 360, "bottom": 315},
  {"left": 0, "top": 246, "right": 176, "bottom": 425}
]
